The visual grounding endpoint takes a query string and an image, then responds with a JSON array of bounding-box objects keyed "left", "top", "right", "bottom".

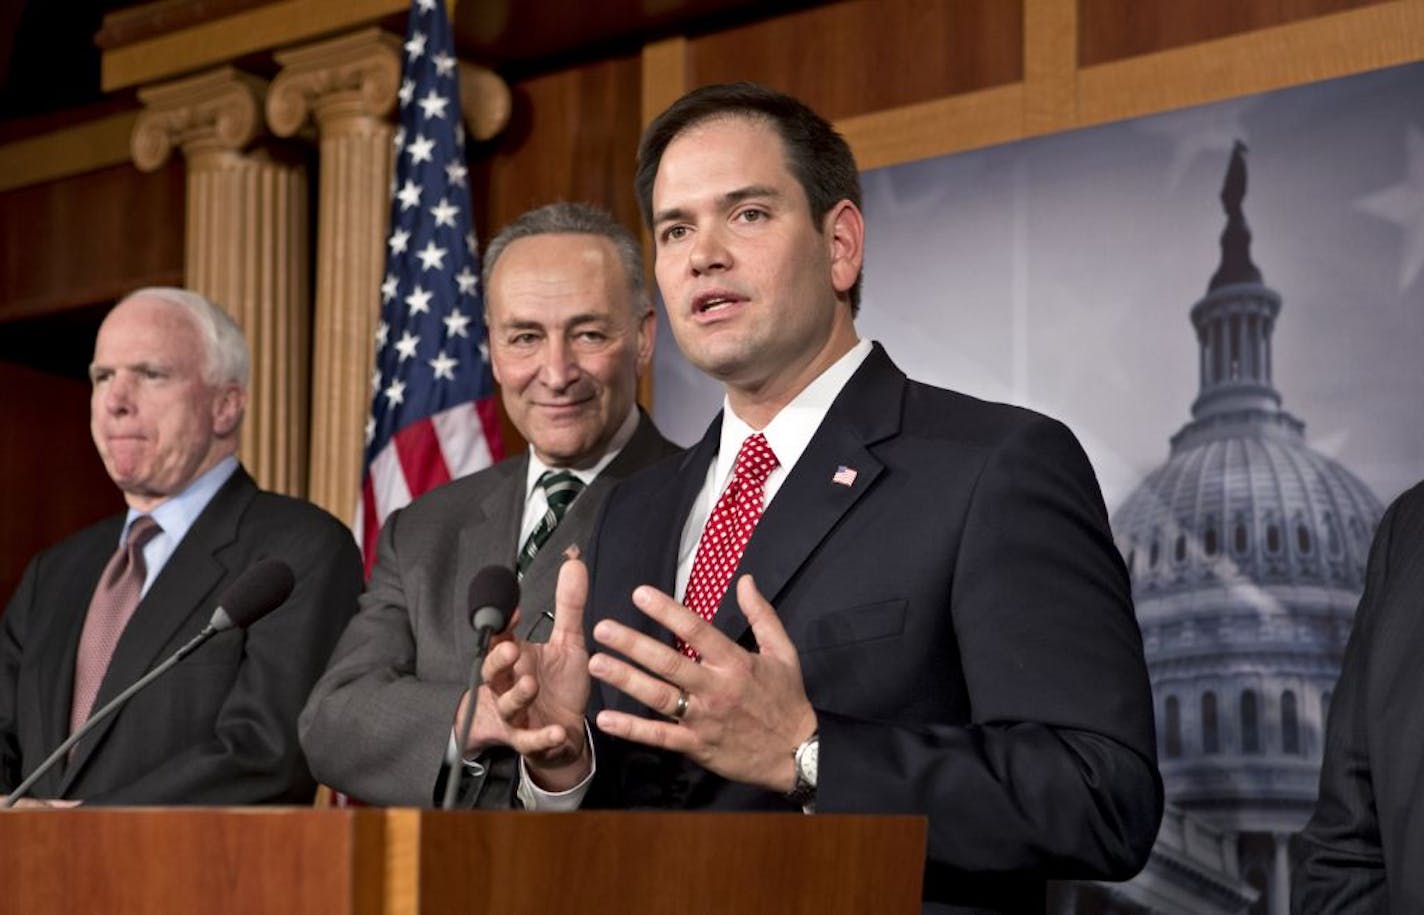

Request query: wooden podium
[{"left": 0, "top": 808, "right": 927, "bottom": 914}]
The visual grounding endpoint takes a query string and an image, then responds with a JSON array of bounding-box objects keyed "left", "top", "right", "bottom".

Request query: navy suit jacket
[
  {"left": 581, "top": 344, "right": 1162, "bottom": 912},
  {"left": 1293, "top": 480, "right": 1424, "bottom": 913},
  {"left": 0, "top": 467, "right": 362, "bottom": 804}
]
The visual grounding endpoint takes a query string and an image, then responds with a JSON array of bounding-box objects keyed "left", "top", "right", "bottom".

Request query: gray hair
[
  {"left": 482, "top": 202, "right": 650, "bottom": 315},
  {"left": 119, "top": 287, "right": 251, "bottom": 388}
]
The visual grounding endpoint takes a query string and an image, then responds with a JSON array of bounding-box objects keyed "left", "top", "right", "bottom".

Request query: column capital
[
  {"left": 268, "top": 28, "right": 402, "bottom": 138},
  {"left": 132, "top": 66, "right": 267, "bottom": 172}
]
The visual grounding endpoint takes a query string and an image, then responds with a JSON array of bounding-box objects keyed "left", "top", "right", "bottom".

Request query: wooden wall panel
[
  {"left": 0, "top": 361, "right": 119, "bottom": 606},
  {"left": 1080, "top": 0, "right": 1390, "bottom": 66},
  {"left": 687, "top": 0, "right": 1023, "bottom": 121},
  {"left": 472, "top": 53, "right": 645, "bottom": 453},
  {"left": 0, "top": 160, "right": 185, "bottom": 322}
]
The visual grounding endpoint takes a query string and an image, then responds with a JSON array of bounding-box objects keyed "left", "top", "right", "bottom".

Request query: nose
[
  {"left": 689, "top": 225, "right": 731, "bottom": 276},
  {"left": 101, "top": 372, "right": 135, "bottom": 416},
  {"left": 536, "top": 336, "right": 581, "bottom": 391}
]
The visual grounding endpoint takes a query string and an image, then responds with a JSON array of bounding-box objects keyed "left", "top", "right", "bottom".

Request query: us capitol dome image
[{"left": 1102, "top": 142, "right": 1385, "bottom": 914}]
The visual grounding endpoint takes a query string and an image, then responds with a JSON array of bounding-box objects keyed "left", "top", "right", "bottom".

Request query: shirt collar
[
  {"left": 713, "top": 338, "right": 873, "bottom": 490},
  {"left": 123, "top": 455, "right": 240, "bottom": 544},
  {"left": 524, "top": 404, "right": 641, "bottom": 498}
]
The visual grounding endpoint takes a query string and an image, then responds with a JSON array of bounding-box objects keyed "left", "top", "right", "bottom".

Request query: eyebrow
[
  {"left": 653, "top": 184, "right": 784, "bottom": 226},
  {"left": 498, "top": 313, "right": 612, "bottom": 331}
]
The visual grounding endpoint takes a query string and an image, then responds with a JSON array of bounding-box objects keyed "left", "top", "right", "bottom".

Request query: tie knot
[
  {"left": 733, "top": 433, "right": 779, "bottom": 486},
  {"left": 126, "top": 515, "right": 162, "bottom": 550},
  {"left": 537, "top": 470, "right": 585, "bottom": 508}
]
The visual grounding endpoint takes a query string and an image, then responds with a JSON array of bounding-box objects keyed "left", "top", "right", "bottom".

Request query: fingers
[
  {"left": 735, "top": 574, "right": 798, "bottom": 663},
  {"left": 595, "top": 709, "right": 697, "bottom": 754},
  {"left": 588, "top": 647, "right": 688, "bottom": 719},
  {"left": 625, "top": 584, "right": 742, "bottom": 665},
  {"left": 550, "top": 556, "right": 589, "bottom": 641}
]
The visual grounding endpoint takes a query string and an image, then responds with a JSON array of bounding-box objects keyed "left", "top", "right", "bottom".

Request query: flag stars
[
  {"left": 454, "top": 267, "right": 478, "bottom": 295},
  {"left": 445, "top": 160, "right": 467, "bottom": 187},
  {"left": 371, "top": 367, "right": 382, "bottom": 392},
  {"left": 404, "top": 31, "right": 426, "bottom": 60},
  {"left": 396, "top": 180, "right": 423, "bottom": 211},
  {"left": 430, "top": 198, "right": 459, "bottom": 227},
  {"left": 416, "top": 0, "right": 437, "bottom": 11},
  {"left": 388, "top": 228, "right": 411, "bottom": 255},
  {"left": 433, "top": 52, "right": 456, "bottom": 77},
  {"left": 416, "top": 240, "right": 447, "bottom": 271},
  {"left": 429, "top": 350, "right": 458, "bottom": 381},
  {"left": 405, "top": 285, "right": 433, "bottom": 315},
  {"left": 365, "top": 417, "right": 376, "bottom": 444},
  {"left": 393, "top": 126, "right": 406, "bottom": 155},
  {"left": 466, "top": 231, "right": 477, "bottom": 255},
  {"left": 394, "top": 331, "right": 420, "bottom": 362},
  {"left": 375, "top": 320, "right": 390, "bottom": 346},
  {"left": 407, "top": 134, "right": 435, "bottom": 164},
  {"left": 384, "top": 377, "right": 406, "bottom": 406},
  {"left": 417, "top": 89, "right": 449, "bottom": 120},
  {"left": 443, "top": 307, "right": 471, "bottom": 338},
  {"left": 398, "top": 79, "right": 415, "bottom": 107},
  {"left": 380, "top": 276, "right": 398, "bottom": 304}
]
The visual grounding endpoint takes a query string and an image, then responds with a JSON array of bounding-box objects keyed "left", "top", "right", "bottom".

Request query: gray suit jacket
[{"left": 299, "top": 412, "right": 678, "bottom": 806}]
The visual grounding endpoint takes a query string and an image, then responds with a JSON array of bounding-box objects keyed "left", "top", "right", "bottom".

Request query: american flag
[{"left": 356, "top": 0, "right": 503, "bottom": 574}]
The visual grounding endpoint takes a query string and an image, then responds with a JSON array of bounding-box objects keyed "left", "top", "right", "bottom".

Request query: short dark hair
[
  {"left": 634, "top": 82, "right": 862, "bottom": 312},
  {"left": 483, "top": 202, "right": 650, "bottom": 315}
]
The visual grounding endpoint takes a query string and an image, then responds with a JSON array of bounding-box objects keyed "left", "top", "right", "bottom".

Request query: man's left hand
[{"left": 588, "top": 574, "right": 816, "bottom": 794}]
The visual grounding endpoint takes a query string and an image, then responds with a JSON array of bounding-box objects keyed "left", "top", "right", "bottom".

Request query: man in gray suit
[{"left": 300, "top": 203, "right": 679, "bottom": 807}]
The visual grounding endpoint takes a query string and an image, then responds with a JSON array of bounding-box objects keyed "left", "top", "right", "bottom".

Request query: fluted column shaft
[
  {"left": 132, "top": 67, "right": 310, "bottom": 497},
  {"left": 269, "top": 30, "right": 400, "bottom": 525}
]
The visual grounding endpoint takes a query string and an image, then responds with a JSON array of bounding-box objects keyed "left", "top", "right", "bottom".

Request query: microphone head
[
  {"left": 209, "top": 559, "right": 296, "bottom": 631},
  {"left": 467, "top": 565, "right": 519, "bottom": 633}
]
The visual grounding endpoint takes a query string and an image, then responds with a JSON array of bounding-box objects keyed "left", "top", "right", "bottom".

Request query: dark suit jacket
[
  {"left": 581, "top": 345, "right": 1162, "bottom": 912},
  {"left": 0, "top": 466, "right": 362, "bottom": 804},
  {"left": 299, "top": 412, "right": 678, "bottom": 807},
  {"left": 1292, "top": 481, "right": 1424, "bottom": 913}
]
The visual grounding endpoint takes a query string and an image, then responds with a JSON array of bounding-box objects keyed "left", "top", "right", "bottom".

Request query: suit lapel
[
  {"left": 35, "top": 519, "right": 122, "bottom": 763},
  {"left": 710, "top": 345, "right": 906, "bottom": 648},
  {"left": 455, "top": 456, "right": 525, "bottom": 638},
  {"left": 61, "top": 469, "right": 256, "bottom": 787}
]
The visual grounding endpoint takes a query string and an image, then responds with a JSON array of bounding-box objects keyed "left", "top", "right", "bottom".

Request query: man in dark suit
[
  {"left": 485, "top": 84, "right": 1162, "bottom": 911},
  {"left": 1292, "top": 481, "right": 1424, "bottom": 913},
  {"left": 0, "top": 288, "right": 362, "bottom": 805},
  {"left": 299, "top": 203, "right": 678, "bottom": 807}
]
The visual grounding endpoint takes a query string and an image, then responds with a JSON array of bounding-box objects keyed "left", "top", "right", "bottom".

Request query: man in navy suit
[
  {"left": 483, "top": 84, "right": 1162, "bottom": 912},
  {"left": 0, "top": 288, "right": 361, "bottom": 805}
]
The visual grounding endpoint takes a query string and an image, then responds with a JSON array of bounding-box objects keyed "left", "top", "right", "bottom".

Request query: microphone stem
[
  {"left": 441, "top": 627, "right": 494, "bottom": 811},
  {"left": 2, "top": 626, "right": 216, "bottom": 808}
]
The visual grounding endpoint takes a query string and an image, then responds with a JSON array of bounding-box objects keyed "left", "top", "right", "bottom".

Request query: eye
[
  {"left": 90, "top": 369, "right": 111, "bottom": 385},
  {"left": 506, "top": 332, "right": 540, "bottom": 347},
  {"left": 736, "top": 207, "right": 768, "bottom": 224},
  {"left": 660, "top": 224, "right": 689, "bottom": 244}
]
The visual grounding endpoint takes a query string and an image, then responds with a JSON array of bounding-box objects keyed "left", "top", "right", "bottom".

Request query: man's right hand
[{"left": 478, "top": 556, "right": 592, "bottom": 791}]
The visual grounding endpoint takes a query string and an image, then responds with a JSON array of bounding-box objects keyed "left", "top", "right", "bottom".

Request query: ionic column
[
  {"left": 132, "top": 67, "right": 311, "bottom": 498},
  {"left": 268, "top": 29, "right": 400, "bottom": 525}
]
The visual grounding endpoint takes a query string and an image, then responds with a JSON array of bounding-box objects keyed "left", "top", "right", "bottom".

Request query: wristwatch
[{"left": 786, "top": 732, "right": 819, "bottom": 807}]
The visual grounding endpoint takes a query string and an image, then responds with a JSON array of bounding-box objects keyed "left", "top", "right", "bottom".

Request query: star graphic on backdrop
[
  {"left": 1357, "top": 125, "right": 1424, "bottom": 292},
  {"left": 417, "top": 90, "right": 449, "bottom": 120},
  {"left": 365, "top": 417, "right": 376, "bottom": 444},
  {"left": 416, "top": 240, "right": 447, "bottom": 271},
  {"left": 454, "top": 266, "right": 478, "bottom": 295},
  {"left": 392, "top": 126, "right": 406, "bottom": 155},
  {"left": 384, "top": 377, "right": 406, "bottom": 406},
  {"left": 429, "top": 350, "right": 458, "bottom": 380},
  {"left": 398, "top": 79, "right": 415, "bottom": 107},
  {"left": 465, "top": 231, "right": 477, "bottom": 254},
  {"left": 405, "top": 285, "right": 433, "bottom": 315},
  {"left": 371, "top": 367, "right": 382, "bottom": 392},
  {"left": 407, "top": 134, "right": 435, "bottom": 164},
  {"left": 404, "top": 31, "right": 426, "bottom": 60},
  {"left": 479, "top": 340, "right": 489, "bottom": 364},
  {"left": 388, "top": 228, "right": 411, "bottom": 255},
  {"left": 375, "top": 320, "right": 390, "bottom": 346},
  {"left": 396, "top": 180, "right": 423, "bottom": 211},
  {"left": 380, "top": 275, "right": 398, "bottom": 303},
  {"left": 433, "top": 52, "right": 456, "bottom": 77},
  {"left": 1134, "top": 98, "right": 1254, "bottom": 189},
  {"left": 445, "top": 160, "right": 467, "bottom": 187},
  {"left": 443, "top": 307, "right": 471, "bottom": 338},
  {"left": 430, "top": 198, "right": 459, "bottom": 227},
  {"left": 395, "top": 331, "right": 420, "bottom": 362},
  {"left": 417, "top": 0, "right": 436, "bottom": 11}
]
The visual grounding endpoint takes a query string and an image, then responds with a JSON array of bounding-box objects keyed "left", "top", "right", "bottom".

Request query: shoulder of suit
[{"left": 900, "top": 377, "right": 1072, "bottom": 447}]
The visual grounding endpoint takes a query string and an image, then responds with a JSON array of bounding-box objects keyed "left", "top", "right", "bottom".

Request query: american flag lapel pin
[{"left": 831, "top": 465, "right": 857, "bottom": 487}]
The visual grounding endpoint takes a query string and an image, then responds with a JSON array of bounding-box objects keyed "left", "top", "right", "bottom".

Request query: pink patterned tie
[
  {"left": 70, "top": 515, "right": 162, "bottom": 734},
  {"left": 681, "top": 433, "right": 779, "bottom": 657}
]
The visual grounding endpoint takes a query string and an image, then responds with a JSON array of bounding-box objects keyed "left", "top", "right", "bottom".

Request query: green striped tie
[{"left": 516, "top": 470, "right": 585, "bottom": 579}]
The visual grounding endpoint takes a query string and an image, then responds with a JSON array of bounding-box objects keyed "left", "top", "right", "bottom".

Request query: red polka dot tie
[{"left": 680, "top": 433, "right": 779, "bottom": 657}]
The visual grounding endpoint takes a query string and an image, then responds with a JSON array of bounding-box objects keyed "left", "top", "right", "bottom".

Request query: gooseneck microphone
[
  {"left": 441, "top": 565, "right": 519, "bottom": 810},
  {"left": 2, "top": 559, "right": 296, "bottom": 808}
]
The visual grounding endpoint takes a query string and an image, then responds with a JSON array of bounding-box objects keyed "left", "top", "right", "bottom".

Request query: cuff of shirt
[{"left": 515, "top": 720, "right": 595, "bottom": 811}]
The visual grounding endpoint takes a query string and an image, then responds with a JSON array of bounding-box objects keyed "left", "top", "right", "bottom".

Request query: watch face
[{"left": 797, "top": 737, "right": 819, "bottom": 787}]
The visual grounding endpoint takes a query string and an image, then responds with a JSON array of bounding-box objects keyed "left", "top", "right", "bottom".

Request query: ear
[
  {"left": 824, "top": 200, "right": 864, "bottom": 300},
  {"left": 212, "top": 382, "right": 246, "bottom": 438},
  {"left": 634, "top": 306, "right": 656, "bottom": 373}
]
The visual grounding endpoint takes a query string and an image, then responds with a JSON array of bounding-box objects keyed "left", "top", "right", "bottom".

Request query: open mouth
[{"left": 693, "top": 290, "right": 745, "bottom": 316}]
